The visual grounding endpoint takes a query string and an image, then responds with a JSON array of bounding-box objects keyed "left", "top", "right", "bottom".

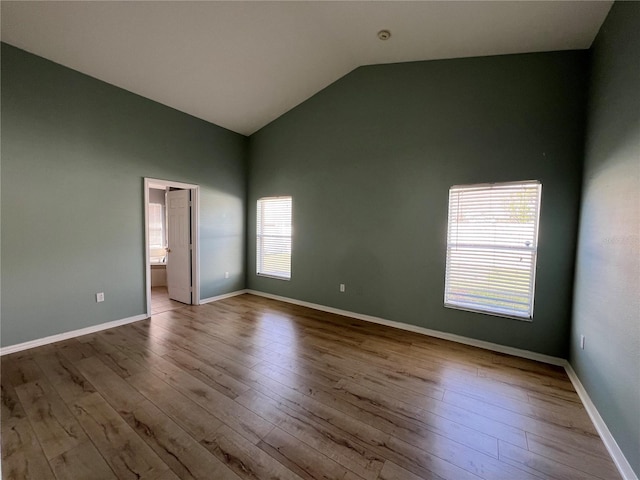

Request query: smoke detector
[{"left": 377, "top": 30, "right": 391, "bottom": 41}]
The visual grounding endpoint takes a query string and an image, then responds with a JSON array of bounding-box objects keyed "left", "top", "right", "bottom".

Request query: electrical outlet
[
  {"left": 339, "top": 284, "right": 345, "bottom": 293},
  {"left": 580, "top": 335, "right": 585, "bottom": 349},
  {"left": 96, "top": 292, "right": 105, "bottom": 303},
  {"left": 224, "top": 272, "right": 230, "bottom": 279}
]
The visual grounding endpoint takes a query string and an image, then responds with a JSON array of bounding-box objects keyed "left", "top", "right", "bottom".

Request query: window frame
[
  {"left": 256, "top": 196, "right": 292, "bottom": 281},
  {"left": 443, "top": 180, "right": 542, "bottom": 321}
]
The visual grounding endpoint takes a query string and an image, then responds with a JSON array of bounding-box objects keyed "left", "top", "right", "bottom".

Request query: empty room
[{"left": 1, "top": 1, "right": 638, "bottom": 479}]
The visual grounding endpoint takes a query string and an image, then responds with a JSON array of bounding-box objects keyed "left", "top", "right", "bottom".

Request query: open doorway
[{"left": 144, "top": 178, "right": 200, "bottom": 316}]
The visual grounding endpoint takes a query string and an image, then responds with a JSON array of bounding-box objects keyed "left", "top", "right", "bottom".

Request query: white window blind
[
  {"left": 257, "top": 197, "right": 292, "bottom": 280},
  {"left": 444, "top": 181, "right": 542, "bottom": 320},
  {"left": 149, "top": 203, "right": 164, "bottom": 248},
  {"left": 149, "top": 203, "right": 166, "bottom": 264}
]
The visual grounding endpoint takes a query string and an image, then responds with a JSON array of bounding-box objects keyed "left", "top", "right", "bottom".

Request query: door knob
[{"left": 166, "top": 248, "right": 171, "bottom": 253}]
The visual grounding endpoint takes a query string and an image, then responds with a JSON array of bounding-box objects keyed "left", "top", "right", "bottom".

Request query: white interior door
[{"left": 166, "top": 189, "right": 192, "bottom": 304}]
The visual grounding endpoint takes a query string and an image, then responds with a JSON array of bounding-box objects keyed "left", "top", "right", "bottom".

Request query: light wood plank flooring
[
  {"left": 1, "top": 294, "right": 620, "bottom": 480},
  {"left": 151, "top": 286, "right": 187, "bottom": 315}
]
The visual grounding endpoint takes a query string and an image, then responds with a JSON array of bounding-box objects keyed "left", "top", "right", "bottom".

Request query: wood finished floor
[
  {"left": 151, "top": 286, "right": 187, "bottom": 315},
  {"left": 1, "top": 294, "right": 620, "bottom": 480}
]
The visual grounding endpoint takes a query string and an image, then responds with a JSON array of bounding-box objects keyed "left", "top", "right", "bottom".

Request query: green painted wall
[
  {"left": 1, "top": 43, "right": 248, "bottom": 347},
  {"left": 248, "top": 51, "right": 589, "bottom": 357},
  {"left": 571, "top": 2, "right": 640, "bottom": 475}
]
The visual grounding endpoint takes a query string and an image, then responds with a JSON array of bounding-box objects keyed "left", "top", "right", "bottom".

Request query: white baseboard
[
  {"left": 246, "top": 290, "right": 565, "bottom": 366},
  {"left": 0, "top": 313, "right": 149, "bottom": 356},
  {"left": 564, "top": 364, "right": 638, "bottom": 480},
  {"left": 199, "top": 289, "right": 248, "bottom": 305}
]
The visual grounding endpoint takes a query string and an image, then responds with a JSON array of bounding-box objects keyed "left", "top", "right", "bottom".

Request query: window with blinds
[
  {"left": 444, "top": 181, "right": 542, "bottom": 320},
  {"left": 148, "top": 203, "right": 166, "bottom": 264},
  {"left": 257, "top": 197, "right": 292, "bottom": 280}
]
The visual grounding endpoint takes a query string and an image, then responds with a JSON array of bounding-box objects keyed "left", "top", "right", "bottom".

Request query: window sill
[
  {"left": 257, "top": 273, "right": 291, "bottom": 281},
  {"left": 444, "top": 303, "right": 532, "bottom": 322}
]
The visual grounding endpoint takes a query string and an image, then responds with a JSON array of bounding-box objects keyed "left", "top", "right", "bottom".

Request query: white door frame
[{"left": 144, "top": 177, "right": 200, "bottom": 317}]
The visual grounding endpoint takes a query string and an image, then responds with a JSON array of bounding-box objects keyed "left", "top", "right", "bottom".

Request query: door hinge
[{"left": 189, "top": 244, "right": 193, "bottom": 250}]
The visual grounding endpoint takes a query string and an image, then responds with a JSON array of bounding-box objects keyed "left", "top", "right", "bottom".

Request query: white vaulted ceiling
[{"left": 1, "top": 1, "right": 613, "bottom": 135}]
